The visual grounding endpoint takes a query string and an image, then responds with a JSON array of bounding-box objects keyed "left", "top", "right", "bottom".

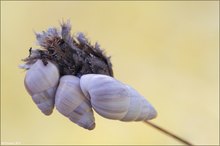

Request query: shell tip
[
  {"left": 87, "top": 122, "right": 96, "bottom": 130},
  {"left": 42, "top": 109, "right": 53, "bottom": 116},
  {"left": 147, "top": 107, "right": 158, "bottom": 120}
]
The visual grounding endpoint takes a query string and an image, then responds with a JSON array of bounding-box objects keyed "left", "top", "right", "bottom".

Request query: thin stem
[{"left": 144, "top": 121, "right": 193, "bottom": 146}]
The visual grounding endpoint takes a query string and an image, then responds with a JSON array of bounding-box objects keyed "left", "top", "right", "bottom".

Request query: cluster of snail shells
[{"left": 24, "top": 59, "right": 157, "bottom": 130}]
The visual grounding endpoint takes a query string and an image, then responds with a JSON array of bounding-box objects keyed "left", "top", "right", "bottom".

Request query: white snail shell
[
  {"left": 80, "top": 74, "right": 157, "bottom": 121},
  {"left": 24, "top": 60, "right": 60, "bottom": 115},
  {"left": 55, "top": 75, "right": 95, "bottom": 130}
]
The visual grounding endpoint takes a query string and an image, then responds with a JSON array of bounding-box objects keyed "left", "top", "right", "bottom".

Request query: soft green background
[{"left": 1, "top": 1, "right": 219, "bottom": 145}]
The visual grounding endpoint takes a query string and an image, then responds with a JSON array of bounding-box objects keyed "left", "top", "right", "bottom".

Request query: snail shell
[
  {"left": 24, "top": 60, "right": 60, "bottom": 115},
  {"left": 55, "top": 75, "right": 95, "bottom": 130},
  {"left": 80, "top": 74, "right": 157, "bottom": 121}
]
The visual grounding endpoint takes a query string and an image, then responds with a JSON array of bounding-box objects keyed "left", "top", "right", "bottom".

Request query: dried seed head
[{"left": 22, "top": 21, "right": 113, "bottom": 77}]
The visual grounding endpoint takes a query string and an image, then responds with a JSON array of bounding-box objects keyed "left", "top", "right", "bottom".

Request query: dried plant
[
  {"left": 20, "top": 20, "right": 193, "bottom": 145},
  {"left": 22, "top": 20, "right": 113, "bottom": 77}
]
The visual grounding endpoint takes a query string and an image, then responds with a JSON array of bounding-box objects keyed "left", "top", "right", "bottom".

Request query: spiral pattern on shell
[
  {"left": 55, "top": 75, "right": 95, "bottom": 130},
  {"left": 24, "top": 60, "right": 59, "bottom": 115},
  {"left": 80, "top": 74, "right": 157, "bottom": 121}
]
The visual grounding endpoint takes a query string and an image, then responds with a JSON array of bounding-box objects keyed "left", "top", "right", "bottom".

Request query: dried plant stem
[{"left": 144, "top": 121, "right": 193, "bottom": 146}]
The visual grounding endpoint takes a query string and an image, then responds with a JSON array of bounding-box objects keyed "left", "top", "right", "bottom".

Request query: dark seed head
[{"left": 23, "top": 21, "right": 113, "bottom": 78}]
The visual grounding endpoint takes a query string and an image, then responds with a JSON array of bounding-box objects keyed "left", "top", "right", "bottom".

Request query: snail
[
  {"left": 55, "top": 75, "right": 95, "bottom": 130},
  {"left": 80, "top": 74, "right": 157, "bottom": 121},
  {"left": 24, "top": 59, "right": 59, "bottom": 115}
]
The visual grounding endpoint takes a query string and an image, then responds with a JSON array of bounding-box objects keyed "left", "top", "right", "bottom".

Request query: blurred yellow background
[{"left": 1, "top": 1, "right": 219, "bottom": 145}]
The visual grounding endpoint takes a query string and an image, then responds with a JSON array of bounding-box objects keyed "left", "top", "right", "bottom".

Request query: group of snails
[
  {"left": 24, "top": 59, "right": 157, "bottom": 130},
  {"left": 21, "top": 21, "right": 157, "bottom": 130}
]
